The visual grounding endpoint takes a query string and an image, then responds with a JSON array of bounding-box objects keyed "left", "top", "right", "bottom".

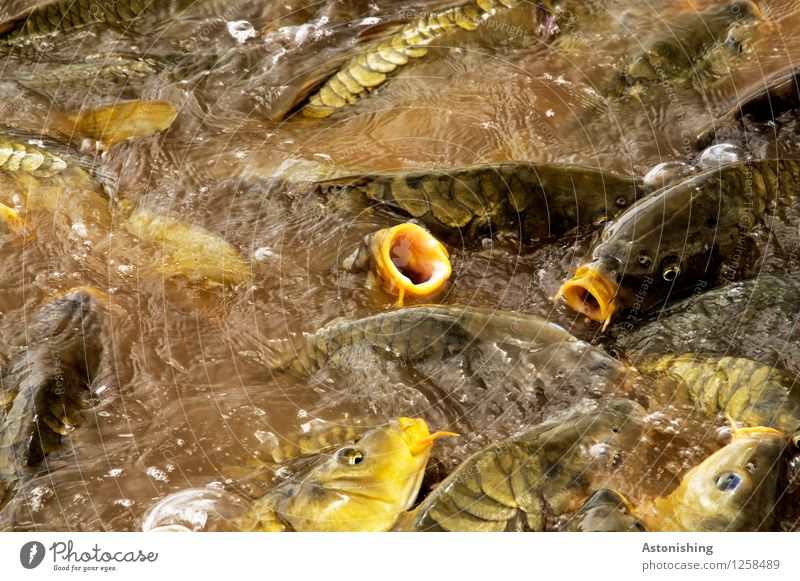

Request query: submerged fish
[
  {"left": 557, "top": 160, "right": 800, "bottom": 330},
  {"left": 144, "top": 418, "right": 453, "bottom": 532},
  {"left": 343, "top": 223, "right": 451, "bottom": 306},
  {"left": 318, "top": 162, "right": 643, "bottom": 242},
  {"left": 566, "top": 488, "right": 646, "bottom": 532},
  {"left": 645, "top": 425, "right": 790, "bottom": 531},
  {"left": 0, "top": 134, "right": 69, "bottom": 178},
  {"left": 643, "top": 354, "right": 800, "bottom": 434},
  {"left": 696, "top": 65, "right": 800, "bottom": 150},
  {"left": 124, "top": 207, "right": 252, "bottom": 288},
  {"left": 0, "top": 288, "right": 105, "bottom": 511},
  {"left": 409, "top": 399, "right": 647, "bottom": 531},
  {"left": 0, "top": 0, "right": 198, "bottom": 45},
  {"left": 621, "top": 0, "right": 762, "bottom": 85},
  {"left": 289, "top": 0, "right": 555, "bottom": 119},
  {"left": 66, "top": 100, "right": 178, "bottom": 150}
]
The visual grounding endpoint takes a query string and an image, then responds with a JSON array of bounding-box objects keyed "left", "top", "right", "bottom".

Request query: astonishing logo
[{"left": 20, "top": 541, "right": 46, "bottom": 569}]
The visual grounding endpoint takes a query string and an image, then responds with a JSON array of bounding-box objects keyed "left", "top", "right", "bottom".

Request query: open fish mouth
[
  {"left": 556, "top": 263, "right": 618, "bottom": 330},
  {"left": 372, "top": 223, "right": 451, "bottom": 305}
]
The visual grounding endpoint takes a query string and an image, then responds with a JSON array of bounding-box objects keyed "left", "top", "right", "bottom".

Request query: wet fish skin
[
  {"left": 643, "top": 354, "right": 800, "bottom": 434},
  {"left": 409, "top": 399, "right": 647, "bottom": 531},
  {"left": 276, "top": 305, "right": 632, "bottom": 387},
  {"left": 605, "top": 276, "right": 800, "bottom": 371},
  {"left": 320, "top": 163, "right": 642, "bottom": 242},
  {"left": 299, "top": 0, "right": 555, "bottom": 118},
  {"left": 566, "top": 488, "right": 646, "bottom": 532},
  {"left": 266, "top": 421, "right": 376, "bottom": 464},
  {"left": 622, "top": 0, "right": 762, "bottom": 84},
  {"left": 0, "top": 289, "right": 105, "bottom": 510},
  {"left": 651, "top": 428, "right": 789, "bottom": 531},
  {"left": 587, "top": 160, "right": 800, "bottom": 318}
]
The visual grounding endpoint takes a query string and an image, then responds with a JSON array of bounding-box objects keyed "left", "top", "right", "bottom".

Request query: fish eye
[
  {"left": 335, "top": 447, "right": 365, "bottom": 465},
  {"left": 715, "top": 472, "right": 742, "bottom": 492},
  {"left": 638, "top": 254, "right": 651, "bottom": 266},
  {"left": 661, "top": 258, "right": 681, "bottom": 282},
  {"left": 615, "top": 196, "right": 627, "bottom": 207},
  {"left": 792, "top": 434, "right": 800, "bottom": 449},
  {"left": 744, "top": 461, "right": 757, "bottom": 474}
]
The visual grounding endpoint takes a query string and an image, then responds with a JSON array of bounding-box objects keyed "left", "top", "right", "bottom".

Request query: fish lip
[
  {"left": 555, "top": 262, "right": 618, "bottom": 331},
  {"left": 372, "top": 223, "right": 451, "bottom": 302}
]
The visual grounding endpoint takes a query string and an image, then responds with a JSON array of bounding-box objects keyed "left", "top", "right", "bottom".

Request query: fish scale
[
  {"left": 318, "top": 163, "right": 642, "bottom": 242},
  {"left": 643, "top": 354, "right": 800, "bottom": 434},
  {"left": 300, "top": 0, "right": 554, "bottom": 118},
  {"left": 0, "top": 136, "right": 68, "bottom": 178},
  {"left": 409, "top": 399, "right": 647, "bottom": 531}
]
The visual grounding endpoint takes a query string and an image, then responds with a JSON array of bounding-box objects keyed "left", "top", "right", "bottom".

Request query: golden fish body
[
  {"left": 648, "top": 427, "right": 789, "bottom": 531},
  {"left": 409, "top": 399, "right": 647, "bottom": 531},
  {"left": 321, "top": 162, "right": 642, "bottom": 241},
  {"left": 0, "top": 135, "right": 68, "bottom": 178}
]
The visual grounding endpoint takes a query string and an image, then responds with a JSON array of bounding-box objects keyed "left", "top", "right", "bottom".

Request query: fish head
[
  {"left": 557, "top": 174, "right": 729, "bottom": 329},
  {"left": 660, "top": 427, "right": 788, "bottom": 531},
  {"left": 568, "top": 489, "right": 646, "bottom": 532},
  {"left": 278, "top": 417, "right": 455, "bottom": 531},
  {"left": 369, "top": 223, "right": 451, "bottom": 305}
]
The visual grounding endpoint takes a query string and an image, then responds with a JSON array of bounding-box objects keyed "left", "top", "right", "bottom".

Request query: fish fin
[{"left": 66, "top": 100, "right": 178, "bottom": 150}]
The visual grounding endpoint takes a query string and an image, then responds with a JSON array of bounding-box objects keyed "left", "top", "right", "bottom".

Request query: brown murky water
[{"left": 2, "top": 0, "right": 800, "bottom": 531}]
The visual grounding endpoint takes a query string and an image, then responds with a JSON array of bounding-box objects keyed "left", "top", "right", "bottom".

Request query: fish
[
  {"left": 124, "top": 207, "right": 252, "bottom": 288},
  {"left": 642, "top": 354, "right": 800, "bottom": 435},
  {"left": 556, "top": 160, "right": 800, "bottom": 330},
  {"left": 143, "top": 418, "right": 454, "bottom": 532},
  {"left": 342, "top": 223, "right": 451, "bottom": 306},
  {"left": 408, "top": 399, "right": 647, "bottom": 531},
  {"left": 696, "top": 65, "right": 800, "bottom": 150},
  {"left": 0, "top": 288, "right": 105, "bottom": 511},
  {"left": 646, "top": 424, "right": 790, "bottom": 531},
  {"left": 621, "top": 0, "right": 762, "bottom": 85},
  {"left": 604, "top": 275, "right": 800, "bottom": 372},
  {"left": 287, "top": 0, "right": 556, "bottom": 119},
  {"left": 0, "top": 0, "right": 198, "bottom": 45},
  {"left": 565, "top": 488, "right": 646, "bottom": 532},
  {"left": 318, "top": 162, "right": 643, "bottom": 242},
  {"left": 65, "top": 100, "right": 178, "bottom": 150}
]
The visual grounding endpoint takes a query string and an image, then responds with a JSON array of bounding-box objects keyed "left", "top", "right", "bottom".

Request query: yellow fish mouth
[
  {"left": 555, "top": 263, "right": 618, "bottom": 331},
  {"left": 397, "top": 417, "right": 458, "bottom": 456},
  {"left": 371, "top": 224, "right": 451, "bottom": 306}
]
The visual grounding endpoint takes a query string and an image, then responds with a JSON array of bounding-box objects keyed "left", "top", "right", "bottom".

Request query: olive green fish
[
  {"left": 605, "top": 275, "right": 800, "bottom": 371},
  {"left": 557, "top": 160, "right": 800, "bottom": 329},
  {"left": 409, "top": 399, "right": 647, "bottom": 531},
  {"left": 0, "top": 0, "right": 198, "bottom": 44},
  {"left": 620, "top": 0, "right": 762, "bottom": 86},
  {"left": 318, "top": 163, "right": 643, "bottom": 241},
  {"left": 566, "top": 488, "right": 646, "bottom": 532},
  {"left": 646, "top": 425, "right": 789, "bottom": 531},
  {"left": 643, "top": 354, "right": 800, "bottom": 435},
  {"left": 293, "top": 0, "right": 555, "bottom": 119},
  {"left": 0, "top": 288, "right": 105, "bottom": 511}
]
